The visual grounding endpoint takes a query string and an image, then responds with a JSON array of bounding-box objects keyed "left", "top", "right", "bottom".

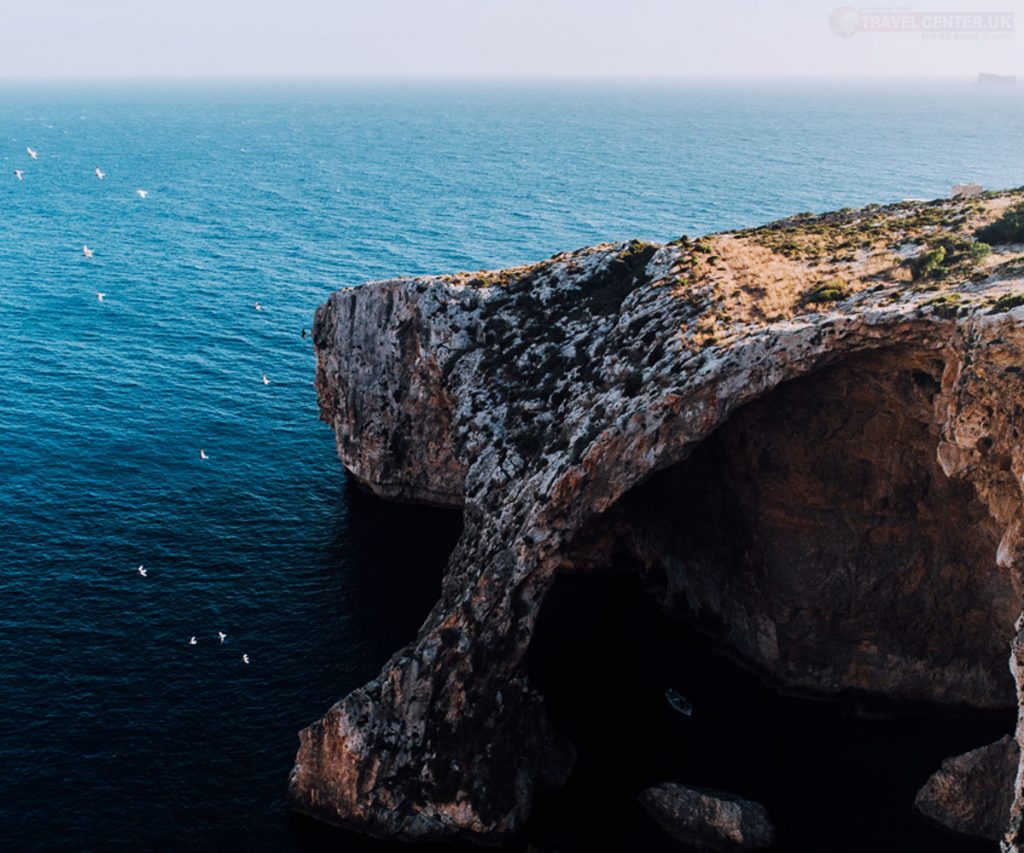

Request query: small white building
[{"left": 951, "top": 183, "right": 984, "bottom": 199}]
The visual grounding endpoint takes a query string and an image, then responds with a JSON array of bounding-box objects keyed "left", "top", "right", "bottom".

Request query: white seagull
[
  {"left": 95, "top": 167, "right": 105, "bottom": 180},
  {"left": 82, "top": 245, "right": 94, "bottom": 259},
  {"left": 188, "top": 636, "right": 197, "bottom": 646},
  {"left": 199, "top": 448, "right": 209, "bottom": 460},
  {"left": 218, "top": 631, "right": 226, "bottom": 643},
  {"left": 137, "top": 565, "right": 147, "bottom": 577},
  {"left": 136, "top": 189, "right": 148, "bottom": 198},
  {"left": 14, "top": 169, "right": 23, "bottom": 181},
  {"left": 96, "top": 292, "right": 105, "bottom": 302},
  {"left": 254, "top": 301, "right": 262, "bottom": 311},
  {"left": 26, "top": 147, "right": 38, "bottom": 159},
  {"left": 261, "top": 373, "right": 269, "bottom": 385},
  {"left": 241, "top": 654, "right": 249, "bottom": 664}
]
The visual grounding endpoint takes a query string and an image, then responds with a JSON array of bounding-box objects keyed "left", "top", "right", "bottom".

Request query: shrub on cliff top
[
  {"left": 924, "top": 293, "right": 962, "bottom": 319},
  {"left": 976, "top": 202, "right": 1024, "bottom": 245},
  {"left": 909, "top": 237, "right": 992, "bottom": 283},
  {"left": 805, "top": 279, "right": 851, "bottom": 304},
  {"left": 989, "top": 293, "right": 1024, "bottom": 314},
  {"left": 970, "top": 241, "right": 993, "bottom": 262},
  {"left": 912, "top": 246, "right": 947, "bottom": 281}
]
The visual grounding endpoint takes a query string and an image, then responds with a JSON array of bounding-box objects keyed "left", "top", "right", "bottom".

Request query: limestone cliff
[{"left": 291, "top": 190, "right": 1024, "bottom": 848}]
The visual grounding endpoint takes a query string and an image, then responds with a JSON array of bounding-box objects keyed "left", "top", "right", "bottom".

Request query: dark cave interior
[
  {"left": 525, "top": 349, "right": 1021, "bottom": 851},
  {"left": 525, "top": 569, "right": 1011, "bottom": 853}
]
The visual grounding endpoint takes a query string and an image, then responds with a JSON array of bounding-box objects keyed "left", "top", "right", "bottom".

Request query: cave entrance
[
  {"left": 524, "top": 349, "right": 1019, "bottom": 852},
  {"left": 524, "top": 572, "right": 1010, "bottom": 853}
]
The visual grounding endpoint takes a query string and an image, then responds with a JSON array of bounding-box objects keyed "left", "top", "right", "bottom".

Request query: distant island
[
  {"left": 292, "top": 189, "right": 1024, "bottom": 851},
  {"left": 979, "top": 72, "right": 1017, "bottom": 86}
]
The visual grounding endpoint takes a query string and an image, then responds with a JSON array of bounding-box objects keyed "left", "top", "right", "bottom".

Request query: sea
[{"left": 1, "top": 79, "right": 1022, "bottom": 852}]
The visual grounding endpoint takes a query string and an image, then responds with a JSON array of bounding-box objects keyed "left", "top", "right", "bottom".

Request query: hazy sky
[{"left": 3, "top": 0, "right": 1021, "bottom": 78}]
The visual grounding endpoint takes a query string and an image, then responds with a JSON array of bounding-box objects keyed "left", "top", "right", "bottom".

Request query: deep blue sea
[{"left": 1, "top": 80, "right": 1023, "bottom": 852}]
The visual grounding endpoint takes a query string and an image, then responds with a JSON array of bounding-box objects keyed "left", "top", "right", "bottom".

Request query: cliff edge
[{"left": 291, "top": 190, "right": 1024, "bottom": 849}]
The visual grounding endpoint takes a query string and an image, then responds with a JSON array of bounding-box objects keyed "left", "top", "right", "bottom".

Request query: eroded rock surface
[
  {"left": 292, "top": 191, "right": 1024, "bottom": 845},
  {"left": 638, "top": 783, "right": 775, "bottom": 851},
  {"left": 610, "top": 350, "right": 1015, "bottom": 706},
  {"left": 915, "top": 735, "right": 1018, "bottom": 842},
  {"left": 1003, "top": 623, "right": 1024, "bottom": 852}
]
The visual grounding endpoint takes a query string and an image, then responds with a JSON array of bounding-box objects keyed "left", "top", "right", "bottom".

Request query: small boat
[{"left": 665, "top": 688, "right": 693, "bottom": 717}]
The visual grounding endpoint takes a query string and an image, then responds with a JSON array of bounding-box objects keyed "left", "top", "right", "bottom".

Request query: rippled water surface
[{"left": 1, "top": 79, "right": 1023, "bottom": 850}]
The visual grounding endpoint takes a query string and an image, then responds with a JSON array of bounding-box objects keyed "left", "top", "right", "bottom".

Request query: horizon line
[{"left": 0, "top": 72, "right": 1014, "bottom": 83}]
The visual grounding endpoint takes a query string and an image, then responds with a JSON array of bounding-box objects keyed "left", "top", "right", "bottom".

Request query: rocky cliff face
[{"left": 291, "top": 190, "right": 1024, "bottom": 848}]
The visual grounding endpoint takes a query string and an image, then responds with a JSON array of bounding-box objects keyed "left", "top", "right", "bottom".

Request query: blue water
[{"left": 1, "top": 79, "right": 1022, "bottom": 851}]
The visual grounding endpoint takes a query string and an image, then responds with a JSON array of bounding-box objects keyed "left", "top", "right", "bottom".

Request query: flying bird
[
  {"left": 261, "top": 374, "right": 269, "bottom": 385},
  {"left": 14, "top": 170, "right": 23, "bottom": 181},
  {"left": 96, "top": 292, "right": 105, "bottom": 302},
  {"left": 188, "top": 636, "right": 197, "bottom": 646},
  {"left": 218, "top": 631, "right": 226, "bottom": 643},
  {"left": 82, "top": 245, "right": 94, "bottom": 259},
  {"left": 137, "top": 565, "right": 147, "bottom": 577},
  {"left": 136, "top": 189, "right": 148, "bottom": 198},
  {"left": 199, "top": 448, "right": 209, "bottom": 460},
  {"left": 241, "top": 654, "right": 249, "bottom": 664},
  {"left": 26, "top": 147, "right": 37, "bottom": 159},
  {"left": 95, "top": 167, "right": 105, "bottom": 180}
]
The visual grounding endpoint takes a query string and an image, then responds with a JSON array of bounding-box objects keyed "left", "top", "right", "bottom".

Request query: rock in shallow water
[
  {"left": 638, "top": 783, "right": 775, "bottom": 851},
  {"left": 915, "top": 734, "right": 1018, "bottom": 842}
]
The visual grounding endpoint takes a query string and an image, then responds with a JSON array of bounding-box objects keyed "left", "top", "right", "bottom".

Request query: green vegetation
[
  {"left": 910, "top": 235, "right": 994, "bottom": 282},
  {"left": 989, "top": 293, "right": 1024, "bottom": 314},
  {"left": 976, "top": 202, "right": 1024, "bottom": 245},
  {"left": 924, "top": 293, "right": 962, "bottom": 318},
  {"left": 742, "top": 196, "right": 1005, "bottom": 270},
  {"left": 746, "top": 199, "right": 967, "bottom": 261},
  {"left": 805, "top": 278, "right": 851, "bottom": 304},
  {"left": 970, "top": 241, "right": 993, "bottom": 262},
  {"left": 912, "top": 246, "right": 947, "bottom": 280}
]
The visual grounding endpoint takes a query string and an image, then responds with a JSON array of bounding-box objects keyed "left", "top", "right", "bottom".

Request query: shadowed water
[{"left": 1, "top": 79, "right": 1022, "bottom": 850}]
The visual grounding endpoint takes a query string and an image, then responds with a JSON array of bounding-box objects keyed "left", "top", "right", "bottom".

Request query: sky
[{"left": 1, "top": 0, "right": 1021, "bottom": 78}]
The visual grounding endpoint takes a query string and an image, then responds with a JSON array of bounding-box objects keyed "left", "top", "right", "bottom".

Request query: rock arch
[{"left": 291, "top": 208, "right": 1024, "bottom": 847}]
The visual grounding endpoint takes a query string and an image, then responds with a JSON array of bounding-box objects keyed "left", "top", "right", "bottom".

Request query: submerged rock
[
  {"left": 292, "top": 191, "right": 1024, "bottom": 844},
  {"left": 915, "top": 735, "right": 1018, "bottom": 842},
  {"left": 638, "top": 783, "right": 775, "bottom": 851}
]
